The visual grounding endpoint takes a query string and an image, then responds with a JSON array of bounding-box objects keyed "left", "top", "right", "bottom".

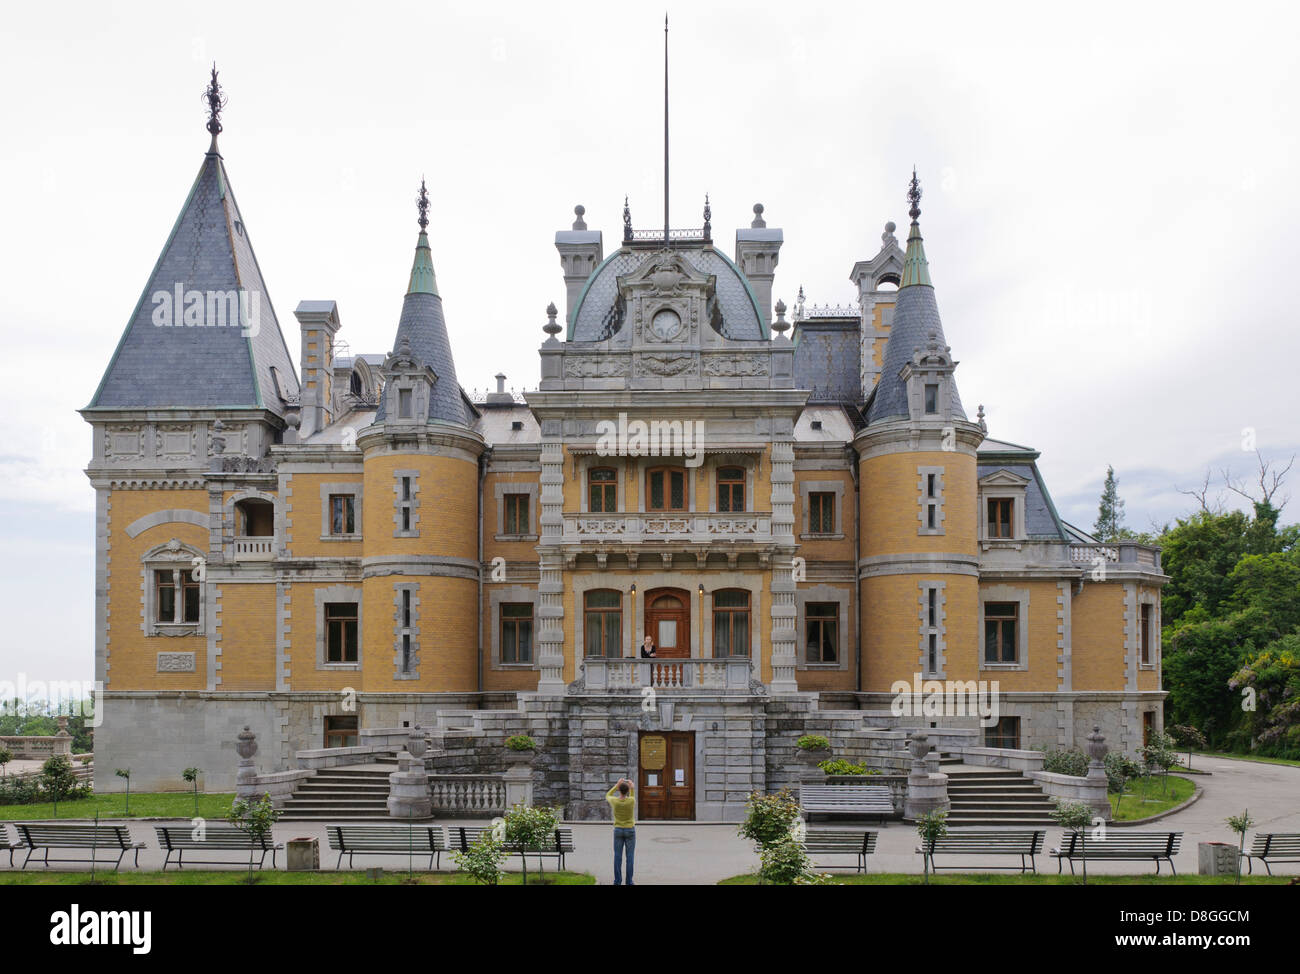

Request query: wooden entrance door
[
  {"left": 638, "top": 731, "right": 695, "bottom": 820},
  {"left": 645, "top": 588, "right": 690, "bottom": 658}
]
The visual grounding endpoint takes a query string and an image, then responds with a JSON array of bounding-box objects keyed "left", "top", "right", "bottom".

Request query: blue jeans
[{"left": 613, "top": 827, "right": 636, "bottom": 885}]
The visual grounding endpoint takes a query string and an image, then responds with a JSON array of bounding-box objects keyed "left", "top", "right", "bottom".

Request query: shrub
[
  {"left": 817, "top": 758, "right": 878, "bottom": 776},
  {"left": 502, "top": 802, "right": 562, "bottom": 884},
  {"left": 738, "top": 789, "right": 802, "bottom": 849},
  {"left": 758, "top": 835, "right": 829, "bottom": 885},
  {"left": 227, "top": 793, "right": 280, "bottom": 884},
  {"left": 0, "top": 774, "right": 41, "bottom": 805},
  {"left": 1103, "top": 752, "right": 1144, "bottom": 794},
  {"left": 505, "top": 734, "right": 537, "bottom": 752},
  {"left": 1050, "top": 799, "right": 1096, "bottom": 882},
  {"left": 796, "top": 735, "right": 830, "bottom": 751},
  {"left": 915, "top": 810, "right": 949, "bottom": 885},
  {"left": 1041, "top": 748, "right": 1089, "bottom": 777},
  {"left": 453, "top": 831, "right": 508, "bottom": 885}
]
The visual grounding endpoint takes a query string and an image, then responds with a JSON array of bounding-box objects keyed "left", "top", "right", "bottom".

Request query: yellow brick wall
[
  {"left": 861, "top": 573, "right": 979, "bottom": 691},
  {"left": 792, "top": 469, "right": 856, "bottom": 562},
  {"left": 1072, "top": 583, "right": 1127, "bottom": 690},
  {"left": 977, "top": 580, "right": 1062, "bottom": 693},
  {"left": 860, "top": 450, "right": 977, "bottom": 557},
  {"left": 107, "top": 489, "right": 209, "bottom": 690},
  {"left": 286, "top": 583, "right": 358, "bottom": 693},
  {"left": 481, "top": 584, "right": 542, "bottom": 693},
  {"left": 794, "top": 581, "right": 857, "bottom": 692},
  {"left": 483, "top": 470, "right": 541, "bottom": 565},
  {"left": 362, "top": 453, "right": 478, "bottom": 561},
  {"left": 215, "top": 583, "right": 277, "bottom": 690}
]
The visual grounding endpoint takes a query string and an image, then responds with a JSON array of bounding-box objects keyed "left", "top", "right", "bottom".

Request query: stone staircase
[
  {"left": 945, "top": 770, "right": 1057, "bottom": 827},
  {"left": 278, "top": 761, "right": 398, "bottom": 822}
]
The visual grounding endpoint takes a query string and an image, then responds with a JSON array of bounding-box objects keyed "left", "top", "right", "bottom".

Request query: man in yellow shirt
[{"left": 606, "top": 777, "right": 636, "bottom": 885}]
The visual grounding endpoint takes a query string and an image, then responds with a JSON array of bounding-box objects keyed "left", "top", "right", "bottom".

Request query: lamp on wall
[
  {"left": 698, "top": 583, "right": 704, "bottom": 598},
  {"left": 630, "top": 582, "right": 636, "bottom": 595}
]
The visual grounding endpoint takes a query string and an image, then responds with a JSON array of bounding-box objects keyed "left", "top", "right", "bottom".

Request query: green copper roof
[
  {"left": 406, "top": 231, "right": 439, "bottom": 296},
  {"left": 900, "top": 221, "right": 932, "bottom": 288}
]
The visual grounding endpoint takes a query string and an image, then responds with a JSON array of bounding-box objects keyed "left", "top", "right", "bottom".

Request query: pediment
[
  {"left": 618, "top": 250, "right": 715, "bottom": 297},
  {"left": 978, "top": 469, "right": 1031, "bottom": 489}
]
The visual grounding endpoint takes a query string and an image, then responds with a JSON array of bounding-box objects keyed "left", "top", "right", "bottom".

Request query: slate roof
[
  {"left": 374, "top": 232, "right": 470, "bottom": 426},
  {"left": 88, "top": 149, "right": 299, "bottom": 413},
  {"left": 865, "top": 220, "right": 965, "bottom": 424},
  {"left": 793, "top": 318, "right": 861, "bottom": 402},
  {"left": 569, "top": 245, "right": 767, "bottom": 342}
]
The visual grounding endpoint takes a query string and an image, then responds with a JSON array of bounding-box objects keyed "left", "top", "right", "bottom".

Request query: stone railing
[
  {"left": 0, "top": 735, "right": 73, "bottom": 760},
  {"left": 428, "top": 775, "right": 508, "bottom": 816},
  {"left": 580, "top": 657, "right": 754, "bottom": 692},
  {"left": 232, "top": 537, "right": 275, "bottom": 561},
  {"left": 562, "top": 512, "right": 773, "bottom": 545},
  {"left": 1069, "top": 542, "right": 1162, "bottom": 569}
]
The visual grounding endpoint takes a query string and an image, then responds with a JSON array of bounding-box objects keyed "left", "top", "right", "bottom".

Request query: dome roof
[{"left": 568, "top": 246, "right": 767, "bottom": 342}]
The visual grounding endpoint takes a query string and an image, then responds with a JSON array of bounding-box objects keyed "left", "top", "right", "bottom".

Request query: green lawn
[
  {"left": 0, "top": 869, "right": 594, "bottom": 886},
  {"left": 719, "top": 871, "right": 1288, "bottom": 885},
  {"left": 1110, "top": 774, "right": 1195, "bottom": 821},
  {"left": 0, "top": 792, "right": 234, "bottom": 821}
]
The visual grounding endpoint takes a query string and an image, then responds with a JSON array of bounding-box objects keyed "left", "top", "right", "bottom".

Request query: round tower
[
  {"left": 856, "top": 171, "right": 984, "bottom": 696},
  {"left": 357, "top": 181, "right": 484, "bottom": 692}
]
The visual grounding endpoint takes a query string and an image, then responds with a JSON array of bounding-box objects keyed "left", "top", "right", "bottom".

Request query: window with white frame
[
  {"left": 918, "top": 466, "right": 945, "bottom": 536},
  {"left": 141, "top": 540, "right": 206, "bottom": 636}
]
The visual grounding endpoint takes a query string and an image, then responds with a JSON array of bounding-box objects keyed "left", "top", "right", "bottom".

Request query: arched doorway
[{"left": 644, "top": 587, "right": 690, "bottom": 659}]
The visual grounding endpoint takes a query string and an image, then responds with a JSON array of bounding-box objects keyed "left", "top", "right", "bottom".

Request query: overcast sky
[{"left": 1, "top": 0, "right": 1296, "bottom": 685}]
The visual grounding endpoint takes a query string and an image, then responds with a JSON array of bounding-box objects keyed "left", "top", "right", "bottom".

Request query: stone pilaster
[
  {"left": 535, "top": 439, "right": 567, "bottom": 695},
  {"left": 768, "top": 436, "right": 798, "bottom": 694}
]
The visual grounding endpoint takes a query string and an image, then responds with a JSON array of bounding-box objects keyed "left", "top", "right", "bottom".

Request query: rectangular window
[
  {"left": 927, "top": 589, "right": 937, "bottom": 628},
  {"left": 712, "top": 590, "right": 751, "bottom": 657},
  {"left": 155, "top": 570, "right": 200, "bottom": 624},
  {"left": 984, "top": 716, "right": 1020, "bottom": 750},
  {"left": 584, "top": 590, "right": 622, "bottom": 658},
  {"left": 329, "top": 494, "right": 355, "bottom": 535},
  {"left": 155, "top": 570, "right": 176, "bottom": 623},
  {"left": 648, "top": 467, "right": 687, "bottom": 512},
  {"left": 924, "top": 383, "right": 939, "bottom": 414},
  {"left": 987, "top": 498, "right": 1014, "bottom": 539},
  {"left": 181, "top": 570, "right": 200, "bottom": 622},
  {"left": 401, "top": 633, "right": 412, "bottom": 672},
  {"left": 501, "top": 602, "right": 534, "bottom": 664},
  {"left": 588, "top": 467, "right": 616, "bottom": 512},
  {"left": 809, "top": 492, "right": 835, "bottom": 533},
  {"left": 928, "top": 633, "right": 937, "bottom": 673},
  {"left": 717, "top": 467, "right": 745, "bottom": 513},
  {"left": 920, "top": 468, "right": 943, "bottom": 535},
  {"left": 1141, "top": 603, "right": 1153, "bottom": 664},
  {"left": 805, "top": 602, "right": 838, "bottom": 663},
  {"left": 398, "top": 387, "right": 412, "bottom": 419},
  {"left": 401, "top": 477, "right": 412, "bottom": 502},
  {"left": 324, "top": 715, "right": 359, "bottom": 749},
  {"left": 984, "top": 602, "right": 1019, "bottom": 664},
  {"left": 927, "top": 504, "right": 937, "bottom": 530},
  {"left": 504, "top": 494, "right": 530, "bottom": 535},
  {"left": 402, "top": 589, "right": 412, "bottom": 628},
  {"left": 325, "top": 602, "right": 359, "bottom": 663}
]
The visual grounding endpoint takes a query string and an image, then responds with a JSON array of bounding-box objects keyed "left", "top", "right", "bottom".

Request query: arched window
[
  {"left": 712, "top": 589, "right": 750, "bottom": 658},
  {"left": 234, "top": 498, "right": 274, "bottom": 537},
  {"left": 717, "top": 466, "right": 745, "bottom": 512},
  {"left": 584, "top": 589, "right": 623, "bottom": 658},
  {"left": 647, "top": 466, "right": 687, "bottom": 512},
  {"left": 350, "top": 371, "right": 363, "bottom": 397},
  {"left": 589, "top": 467, "right": 617, "bottom": 513}
]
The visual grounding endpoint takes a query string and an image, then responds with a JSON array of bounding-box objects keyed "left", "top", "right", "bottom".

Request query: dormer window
[
  {"left": 924, "top": 384, "right": 939, "bottom": 414},
  {"left": 978, "top": 469, "right": 1030, "bottom": 546},
  {"left": 398, "top": 387, "right": 412, "bottom": 419},
  {"left": 987, "top": 498, "right": 1014, "bottom": 539}
]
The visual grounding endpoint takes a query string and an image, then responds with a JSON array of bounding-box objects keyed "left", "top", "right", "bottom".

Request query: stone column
[
  {"left": 1083, "top": 725, "right": 1113, "bottom": 822},
  {"left": 387, "top": 725, "right": 433, "bottom": 820},
  {"left": 235, "top": 726, "right": 259, "bottom": 803},
  {"left": 768, "top": 437, "right": 799, "bottom": 695},
  {"left": 903, "top": 732, "right": 949, "bottom": 820},
  {"left": 535, "top": 439, "right": 568, "bottom": 695}
]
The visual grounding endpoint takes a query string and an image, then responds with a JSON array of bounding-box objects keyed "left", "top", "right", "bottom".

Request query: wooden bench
[
  {"left": 799, "top": 785, "right": 895, "bottom": 822},
  {"left": 1051, "top": 831, "right": 1182, "bottom": 875},
  {"left": 447, "top": 825, "right": 575, "bottom": 872},
  {"left": 917, "top": 830, "right": 1045, "bottom": 873},
  {"left": 1244, "top": 833, "right": 1300, "bottom": 875},
  {"left": 15, "top": 823, "right": 146, "bottom": 871},
  {"left": 805, "top": 829, "right": 878, "bottom": 872},
  {"left": 155, "top": 825, "right": 283, "bottom": 871},
  {"left": 327, "top": 825, "right": 449, "bottom": 870}
]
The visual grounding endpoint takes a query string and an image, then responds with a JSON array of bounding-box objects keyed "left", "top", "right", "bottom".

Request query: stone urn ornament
[
  {"left": 407, "top": 725, "right": 427, "bottom": 761},
  {"left": 505, "top": 735, "right": 539, "bottom": 767},
  {"left": 909, "top": 731, "right": 931, "bottom": 763},
  {"left": 236, "top": 726, "right": 258, "bottom": 761}
]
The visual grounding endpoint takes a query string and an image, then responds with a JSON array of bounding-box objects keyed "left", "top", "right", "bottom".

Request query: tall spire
[
  {"left": 203, "top": 63, "right": 227, "bottom": 154},
  {"left": 900, "top": 167, "right": 932, "bottom": 288},
  {"left": 663, "top": 13, "right": 670, "bottom": 245},
  {"left": 407, "top": 178, "right": 439, "bottom": 296}
]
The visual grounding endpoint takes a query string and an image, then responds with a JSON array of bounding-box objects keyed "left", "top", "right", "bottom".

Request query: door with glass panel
[{"left": 644, "top": 588, "right": 690, "bottom": 659}]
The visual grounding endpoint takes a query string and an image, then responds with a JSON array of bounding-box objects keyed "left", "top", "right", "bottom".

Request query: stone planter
[
  {"left": 505, "top": 748, "right": 538, "bottom": 768},
  {"left": 286, "top": 837, "right": 319, "bottom": 871},
  {"left": 1198, "top": 842, "right": 1240, "bottom": 876},
  {"left": 795, "top": 747, "right": 832, "bottom": 768}
]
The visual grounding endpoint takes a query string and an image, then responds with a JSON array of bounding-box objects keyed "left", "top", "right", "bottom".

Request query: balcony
[
  {"left": 562, "top": 512, "right": 773, "bottom": 545},
  {"left": 579, "top": 657, "right": 754, "bottom": 693},
  {"left": 232, "top": 537, "right": 275, "bottom": 561},
  {"left": 1069, "top": 542, "right": 1161, "bottom": 569}
]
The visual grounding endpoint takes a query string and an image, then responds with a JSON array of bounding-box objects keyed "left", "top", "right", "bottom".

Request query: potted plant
[
  {"left": 794, "top": 734, "right": 832, "bottom": 766},
  {"left": 505, "top": 734, "right": 539, "bottom": 767}
]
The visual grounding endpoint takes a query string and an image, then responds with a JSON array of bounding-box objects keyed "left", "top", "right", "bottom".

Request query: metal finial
[
  {"left": 416, "top": 178, "right": 430, "bottom": 232},
  {"left": 702, "top": 193, "right": 711, "bottom": 241},
  {"left": 908, "top": 167, "right": 922, "bottom": 223},
  {"left": 623, "top": 195, "right": 632, "bottom": 243},
  {"left": 203, "top": 64, "right": 227, "bottom": 142}
]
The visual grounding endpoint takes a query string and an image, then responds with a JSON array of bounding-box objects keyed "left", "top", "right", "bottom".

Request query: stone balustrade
[
  {"left": 0, "top": 735, "right": 73, "bottom": 759},
  {"left": 428, "top": 774, "right": 509, "bottom": 815},
  {"left": 562, "top": 511, "right": 773, "bottom": 545},
  {"left": 232, "top": 537, "right": 275, "bottom": 560},
  {"left": 580, "top": 657, "right": 753, "bottom": 692}
]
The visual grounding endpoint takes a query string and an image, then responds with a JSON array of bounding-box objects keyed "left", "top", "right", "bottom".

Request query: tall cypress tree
[{"left": 1094, "top": 465, "right": 1126, "bottom": 540}]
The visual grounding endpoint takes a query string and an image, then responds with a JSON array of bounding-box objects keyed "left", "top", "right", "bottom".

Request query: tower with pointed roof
[
  {"left": 855, "top": 172, "right": 985, "bottom": 694},
  {"left": 356, "top": 180, "right": 485, "bottom": 691}
]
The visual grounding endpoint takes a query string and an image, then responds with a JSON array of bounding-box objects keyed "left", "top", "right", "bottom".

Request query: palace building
[{"left": 82, "top": 72, "right": 1167, "bottom": 820}]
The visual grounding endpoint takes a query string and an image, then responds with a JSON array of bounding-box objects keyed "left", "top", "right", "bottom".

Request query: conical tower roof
[
  {"left": 866, "top": 169, "right": 966, "bottom": 424},
  {"left": 375, "top": 180, "right": 469, "bottom": 426},
  {"left": 87, "top": 68, "right": 299, "bottom": 414}
]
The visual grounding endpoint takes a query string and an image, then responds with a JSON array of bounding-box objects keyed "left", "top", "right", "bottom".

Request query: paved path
[{"left": 1, "top": 754, "right": 1295, "bottom": 883}]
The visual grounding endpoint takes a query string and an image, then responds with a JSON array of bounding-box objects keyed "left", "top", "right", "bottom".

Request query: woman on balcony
[{"left": 640, "top": 635, "right": 657, "bottom": 658}]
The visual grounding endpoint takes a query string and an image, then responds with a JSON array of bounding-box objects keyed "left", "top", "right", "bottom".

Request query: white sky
[{"left": 1, "top": 0, "right": 1297, "bottom": 684}]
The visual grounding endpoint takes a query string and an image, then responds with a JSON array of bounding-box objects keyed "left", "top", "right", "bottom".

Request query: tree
[
  {"left": 1139, "top": 732, "right": 1182, "bottom": 795},
  {"left": 182, "top": 767, "right": 202, "bottom": 816},
  {"left": 915, "top": 810, "right": 948, "bottom": 885},
  {"left": 1229, "top": 637, "right": 1300, "bottom": 759},
  {"left": 1094, "top": 465, "right": 1127, "bottom": 541},
  {"left": 41, "top": 755, "right": 78, "bottom": 817},
  {"left": 502, "top": 803, "right": 561, "bottom": 886},
  {"left": 115, "top": 768, "right": 130, "bottom": 815},
  {"left": 1051, "top": 799, "right": 1095, "bottom": 883},
  {"left": 0, "top": 746, "right": 11, "bottom": 780},
  {"left": 227, "top": 793, "right": 280, "bottom": 885},
  {"left": 1167, "top": 724, "right": 1206, "bottom": 769},
  {"left": 1225, "top": 810, "right": 1254, "bottom": 886}
]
